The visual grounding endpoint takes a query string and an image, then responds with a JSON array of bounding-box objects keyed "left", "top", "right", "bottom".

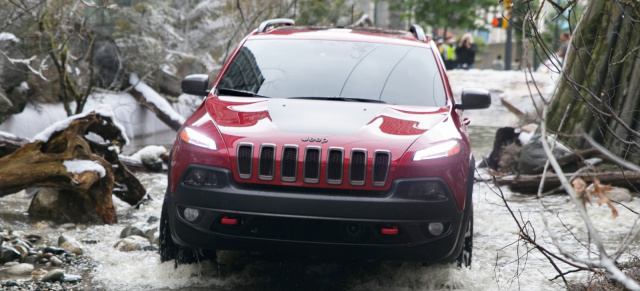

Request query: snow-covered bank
[{"left": 0, "top": 92, "right": 200, "bottom": 151}]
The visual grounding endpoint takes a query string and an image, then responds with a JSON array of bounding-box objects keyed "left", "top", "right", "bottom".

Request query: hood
[{"left": 205, "top": 96, "right": 449, "bottom": 153}]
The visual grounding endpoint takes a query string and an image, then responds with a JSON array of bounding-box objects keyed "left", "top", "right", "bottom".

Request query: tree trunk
[{"left": 547, "top": 0, "right": 640, "bottom": 162}]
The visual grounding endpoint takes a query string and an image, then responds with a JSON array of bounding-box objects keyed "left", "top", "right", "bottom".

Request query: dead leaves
[{"left": 571, "top": 177, "right": 619, "bottom": 218}]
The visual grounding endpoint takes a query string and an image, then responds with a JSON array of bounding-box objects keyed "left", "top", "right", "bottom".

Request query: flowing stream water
[{"left": 1, "top": 126, "right": 638, "bottom": 290}]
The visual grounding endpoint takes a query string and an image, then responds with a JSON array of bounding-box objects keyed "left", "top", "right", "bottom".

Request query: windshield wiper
[
  {"left": 287, "top": 96, "right": 386, "bottom": 103},
  {"left": 217, "top": 88, "right": 267, "bottom": 97}
]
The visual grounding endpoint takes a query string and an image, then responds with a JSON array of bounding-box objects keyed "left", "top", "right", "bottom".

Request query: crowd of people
[{"left": 436, "top": 33, "right": 478, "bottom": 70}]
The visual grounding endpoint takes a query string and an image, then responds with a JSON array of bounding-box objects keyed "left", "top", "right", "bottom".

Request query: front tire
[
  {"left": 159, "top": 191, "right": 214, "bottom": 266},
  {"left": 456, "top": 205, "right": 473, "bottom": 268}
]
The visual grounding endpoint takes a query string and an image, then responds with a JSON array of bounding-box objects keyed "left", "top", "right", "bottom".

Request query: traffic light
[{"left": 492, "top": 17, "right": 509, "bottom": 28}]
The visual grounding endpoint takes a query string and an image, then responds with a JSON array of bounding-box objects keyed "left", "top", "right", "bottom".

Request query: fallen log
[
  {"left": 490, "top": 171, "right": 640, "bottom": 193},
  {"left": 0, "top": 107, "right": 146, "bottom": 224}
]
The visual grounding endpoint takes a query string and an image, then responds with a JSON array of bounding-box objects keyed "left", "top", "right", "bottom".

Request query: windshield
[{"left": 217, "top": 39, "right": 447, "bottom": 107}]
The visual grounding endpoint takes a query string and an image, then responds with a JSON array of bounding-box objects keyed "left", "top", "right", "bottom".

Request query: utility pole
[{"left": 504, "top": 0, "right": 513, "bottom": 70}]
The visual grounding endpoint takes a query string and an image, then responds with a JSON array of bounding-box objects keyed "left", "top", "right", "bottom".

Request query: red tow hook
[
  {"left": 221, "top": 216, "right": 239, "bottom": 225},
  {"left": 381, "top": 225, "right": 399, "bottom": 235}
]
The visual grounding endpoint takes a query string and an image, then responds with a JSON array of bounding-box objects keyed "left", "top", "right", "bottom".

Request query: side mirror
[
  {"left": 181, "top": 74, "right": 210, "bottom": 96},
  {"left": 456, "top": 88, "right": 491, "bottom": 110}
]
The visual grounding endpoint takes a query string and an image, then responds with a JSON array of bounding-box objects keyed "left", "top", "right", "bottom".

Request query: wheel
[
  {"left": 159, "top": 191, "right": 214, "bottom": 266},
  {"left": 456, "top": 206, "right": 473, "bottom": 268}
]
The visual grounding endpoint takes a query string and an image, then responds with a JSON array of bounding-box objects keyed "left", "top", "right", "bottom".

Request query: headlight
[
  {"left": 412, "top": 140, "right": 461, "bottom": 161},
  {"left": 180, "top": 127, "right": 218, "bottom": 150}
]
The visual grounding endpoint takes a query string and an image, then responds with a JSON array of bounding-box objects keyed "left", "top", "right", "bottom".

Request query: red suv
[{"left": 160, "top": 19, "right": 490, "bottom": 267}]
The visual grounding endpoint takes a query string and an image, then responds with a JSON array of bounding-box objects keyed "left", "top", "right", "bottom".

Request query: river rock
[
  {"left": 29, "top": 189, "right": 102, "bottom": 224},
  {"left": 120, "top": 225, "right": 147, "bottom": 239},
  {"left": 1, "top": 245, "right": 21, "bottom": 263},
  {"left": 141, "top": 154, "right": 163, "bottom": 171},
  {"left": 517, "top": 135, "right": 573, "bottom": 175},
  {"left": 4, "top": 280, "right": 18, "bottom": 287},
  {"left": 43, "top": 246, "right": 65, "bottom": 255},
  {"left": 59, "top": 236, "right": 83, "bottom": 256},
  {"left": 62, "top": 274, "right": 82, "bottom": 283},
  {"left": 50, "top": 256, "right": 63, "bottom": 267},
  {"left": 147, "top": 215, "right": 159, "bottom": 224},
  {"left": 7, "top": 263, "right": 34, "bottom": 275},
  {"left": 24, "top": 255, "right": 37, "bottom": 264},
  {"left": 113, "top": 236, "right": 148, "bottom": 252},
  {"left": 41, "top": 269, "right": 64, "bottom": 282},
  {"left": 13, "top": 245, "right": 28, "bottom": 261},
  {"left": 145, "top": 228, "right": 159, "bottom": 245}
]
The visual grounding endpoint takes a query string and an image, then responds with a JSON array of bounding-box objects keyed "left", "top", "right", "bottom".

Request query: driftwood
[
  {"left": 0, "top": 111, "right": 146, "bottom": 224},
  {"left": 130, "top": 87, "right": 182, "bottom": 131},
  {"left": 490, "top": 171, "right": 640, "bottom": 193}
]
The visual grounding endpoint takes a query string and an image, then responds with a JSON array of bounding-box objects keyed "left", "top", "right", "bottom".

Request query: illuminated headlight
[
  {"left": 412, "top": 140, "right": 461, "bottom": 161},
  {"left": 183, "top": 168, "right": 218, "bottom": 187},
  {"left": 400, "top": 181, "right": 448, "bottom": 201},
  {"left": 180, "top": 127, "right": 218, "bottom": 150},
  {"left": 183, "top": 208, "right": 201, "bottom": 222}
]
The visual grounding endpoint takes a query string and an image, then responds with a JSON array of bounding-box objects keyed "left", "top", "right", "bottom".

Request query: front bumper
[{"left": 169, "top": 165, "right": 466, "bottom": 262}]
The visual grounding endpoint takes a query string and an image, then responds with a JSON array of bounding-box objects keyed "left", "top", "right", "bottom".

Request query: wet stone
[
  {"left": 62, "top": 274, "right": 82, "bottom": 283},
  {"left": 42, "top": 252, "right": 53, "bottom": 259},
  {"left": 38, "top": 258, "right": 49, "bottom": 264},
  {"left": 59, "top": 223, "right": 76, "bottom": 230},
  {"left": 81, "top": 239, "right": 99, "bottom": 244},
  {"left": 147, "top": 215, "right": 159, "bottom": 224},
  {"left": 1, "top": 245, "right": 20, "bottom": 263},
  {"left": 4, "top": 261, "right": 18, "bottom": 266},
  {"left": 41, "top": 269, "right": 64, "bottom": 282},
  {"left": 143, "top": 245, "right": 158, "bottom": 252},
  {"left": 7, "top": 263, "right": 34, "bottom": 275},
  {"left": 50, "top": 256, "right": 63, "bottom": 267},
  {"left": 25, "top": 255, "right": 37, "bottom": 264},
  {"left": 120, "top": 225, "right": 147, "bottom": 239},
  {"left": 4, "top": 280, "right": 19, "bottom": 287},
  {"left": 60, "top": 240, "right": 83, "bottom": 256},
  {"left": 43, "top": 246, "right": 65, "bottom": 255}
]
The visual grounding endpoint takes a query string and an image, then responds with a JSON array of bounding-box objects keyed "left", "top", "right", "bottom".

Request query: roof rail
[
  {"left": 257, "top": 18, "right": 295, "bottom": 33},
  {"left": 410, "top": 24, "right": 426, "bottom": 42}
]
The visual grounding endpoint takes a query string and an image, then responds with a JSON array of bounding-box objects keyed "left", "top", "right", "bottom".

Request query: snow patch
[
  {"left": 0, "top": 32, "right": 19, "bottom": 43},
  {"left": 126, "top": 145, "right": 167, "bottom": 163},
  {"left": 63, "top": 159, "right": 106, "bottom": 178},
  {"left": 129, "top": 74, "right": 186, "bottom": 124},
  {"left": 32, "top": 104, "right": 129, "bottom": 145},
  {"left": 0, "top": 131, "right": 16, "bottom": 138}
]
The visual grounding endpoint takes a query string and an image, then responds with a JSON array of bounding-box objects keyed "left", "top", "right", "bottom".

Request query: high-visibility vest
[{"left": 442, "top": 44, "right": 456, "bottom": 61}]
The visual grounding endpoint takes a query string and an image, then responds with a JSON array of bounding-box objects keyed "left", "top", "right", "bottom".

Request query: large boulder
[
  {"left": 5, "top": 85, "right": 28, "bottom": 114},
  {"left": 0, "top": 35, "right": 28, "bottom": 91},
  {"left": 93, "top": 38, "right": 122, "bottom": 89},
  {"left": 28, "top": 188, "right": 103, "bottom": 224},
  {"left": 517, "top": 135, "right": 574, "bottom": 175}
]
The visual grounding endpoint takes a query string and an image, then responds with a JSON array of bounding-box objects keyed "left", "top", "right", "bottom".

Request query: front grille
[
  {"left": 373, "top": 150, "right": 391, "bottom": 187},
  {"left": 235, "top": 144, "right": 390, "bottom": 187},
  {"left": 237, "top": 143, "right": 253, "bottom": 179},
  {"left": 258, "top": 144, "right": 276, "bottom": 181},
  {"left": 326, "top": 148, "right": 344, "bottom": 185},
  {"left": 280, "top": 145, "right": 298, "bottom": 182},
  {"left": 303, "top": 146, "right": 321, "bottom": 183},
  {"left": 350, "top": 149, "right": 367, "bottom": 186}
]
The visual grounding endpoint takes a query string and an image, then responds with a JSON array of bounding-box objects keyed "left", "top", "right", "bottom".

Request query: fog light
[
  {"left": 184, "top": 168, "right": 217, "bottom": 187},
  {"left": 183, "top": 208, "right": 201, "bottom": 222},
  {"left": 428, "top": 222, "right": 444, "bottom": 236}
]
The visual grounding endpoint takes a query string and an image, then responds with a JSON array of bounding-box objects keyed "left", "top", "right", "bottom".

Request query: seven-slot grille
[{"left": 236, "top": 143, "right": 390, "bottom": 187}]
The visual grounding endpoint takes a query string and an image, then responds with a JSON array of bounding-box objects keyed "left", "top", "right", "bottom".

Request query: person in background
[
  {"left": 441, "top": 37, "right": 457, "bottom": 70},
  {"left": 557, "top": 32, "right": 570, "bottom": 59},
  {"left": 455, "top": 33, "right": 477, "bottom": 70},
  {"left": 492, "top": 55, "right": 504, "bottom": 70}
]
